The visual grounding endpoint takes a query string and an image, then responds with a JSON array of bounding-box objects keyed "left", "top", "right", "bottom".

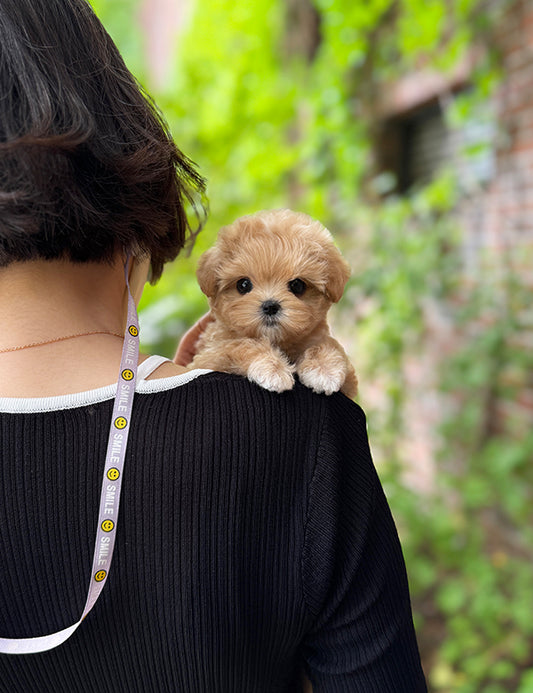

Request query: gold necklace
[{"left": 0, "top": 330, "right": 124, "bottom": 354}]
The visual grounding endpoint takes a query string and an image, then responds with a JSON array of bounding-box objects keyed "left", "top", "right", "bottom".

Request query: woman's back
[{"left": 0, "top": 371, "right": 425, "bottom": 692}]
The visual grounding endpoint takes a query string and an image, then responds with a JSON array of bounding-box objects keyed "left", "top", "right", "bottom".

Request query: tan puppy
[{"left": 188, "top": 209, "right": 358, "bottom": 398}]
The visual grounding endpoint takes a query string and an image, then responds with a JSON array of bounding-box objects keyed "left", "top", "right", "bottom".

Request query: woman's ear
[
  {"left": 196, "top": 247, "right": 220, "bottom": 298},
  {"left": 325, "top": 246, "right": 351, "bottom": 303}
]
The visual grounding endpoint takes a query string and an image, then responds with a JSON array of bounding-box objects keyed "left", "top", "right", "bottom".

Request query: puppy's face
[{"left": 197, "top": 210, "right": 350, "bottom": 348}]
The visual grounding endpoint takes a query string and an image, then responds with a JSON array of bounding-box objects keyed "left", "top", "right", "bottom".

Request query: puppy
[{"left": 187, "top": 209, "right": 358, "bottom": 398}]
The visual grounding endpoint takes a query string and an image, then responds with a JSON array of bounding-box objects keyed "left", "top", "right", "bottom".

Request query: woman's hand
[{"left": 173, "top": 312, "right": 213, "bottom": 366}]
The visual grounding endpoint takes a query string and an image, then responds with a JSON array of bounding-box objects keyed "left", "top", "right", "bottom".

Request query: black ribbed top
[{"left": 0, "top": 372, "right": 426, "bottom": 692}]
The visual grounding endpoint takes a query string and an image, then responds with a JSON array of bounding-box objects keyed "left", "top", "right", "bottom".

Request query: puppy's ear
[
  {"left": 196, "top": 247, "right": 220, "bottom": 298},
  {"left": 325, "top": 245, "right": 351, "bottom": 303}
]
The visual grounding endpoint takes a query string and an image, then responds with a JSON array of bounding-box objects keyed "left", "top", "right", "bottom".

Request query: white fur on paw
[
  {"left": 297, "top": 363, "right": 345, "bottom": 395},
  {"left": 247, "top": 355, "right": 294, "bottom": 393}
]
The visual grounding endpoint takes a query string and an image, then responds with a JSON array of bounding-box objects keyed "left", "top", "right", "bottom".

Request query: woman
[{"left": 0, "top": 0, "right": 427, "bottom": 690}]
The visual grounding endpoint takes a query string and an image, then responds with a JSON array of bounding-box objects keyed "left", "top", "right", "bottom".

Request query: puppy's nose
[{"left": 261, "top": 300, "right": 281, "bottom": 316}]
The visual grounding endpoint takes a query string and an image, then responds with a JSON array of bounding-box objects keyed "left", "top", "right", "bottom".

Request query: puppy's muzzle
[{"left": 261, "top": 300, "right": 282, "bottom": 325}]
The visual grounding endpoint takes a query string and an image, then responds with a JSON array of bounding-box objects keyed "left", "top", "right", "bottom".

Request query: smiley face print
[{"left": 101, "top": 520, "right": 115, "bottom": 532}]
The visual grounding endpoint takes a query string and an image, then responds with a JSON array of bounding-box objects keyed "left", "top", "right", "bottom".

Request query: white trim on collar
[{"left": 0, "top": 368, "right": 212, "bottom": 414}]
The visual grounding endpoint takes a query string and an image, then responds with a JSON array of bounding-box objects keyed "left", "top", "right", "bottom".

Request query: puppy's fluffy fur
[{"left": 188, "top": 209, "right": 358, "bottom": 398}]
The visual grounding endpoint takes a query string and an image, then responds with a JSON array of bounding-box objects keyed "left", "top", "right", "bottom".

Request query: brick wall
[
  {"left": 456, "top": 0, "right": 533, "bottom": 440},
  {"left": 487, "top": 0, "right": 533, "bottom": 252},
  {"left": 365, "top": 0, "right": 533, "bottom": 488}
]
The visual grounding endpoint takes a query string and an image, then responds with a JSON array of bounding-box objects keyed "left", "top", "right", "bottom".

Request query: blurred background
[{"left": 91, "top": 0, "right": 533, "bottom": 690}]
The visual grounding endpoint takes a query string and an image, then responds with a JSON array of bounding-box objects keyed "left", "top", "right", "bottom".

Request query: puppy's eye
[
  {"left": 236, "top": 277, "right": 253, "bottom": 294},
  {"left": 288, "top": 278, "right": 307, "bottom": 296}
]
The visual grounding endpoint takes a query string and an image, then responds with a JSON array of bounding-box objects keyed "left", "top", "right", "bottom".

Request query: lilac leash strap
[{"left": 0, "top": 260, "right": 140, "bottom": 654}]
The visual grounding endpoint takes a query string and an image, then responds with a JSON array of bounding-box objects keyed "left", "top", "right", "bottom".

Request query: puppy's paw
[
  {"left": 297, "top": 346, "right": 347, "bottom": 396},
  {"left": 247, "top": 354, "right": 295, "bottom": 393},
  {"left": 298, "top": 364, "right": 345, "bottom": 395}
]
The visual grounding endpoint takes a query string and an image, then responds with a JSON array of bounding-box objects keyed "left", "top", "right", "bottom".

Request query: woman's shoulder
[
  {"left": 142, "top": 369, "right": 368, "bottom": 452},
  {"left": 146, "top": 367, "right": 363, "bottom": 413},
  {"left": 151, "top": 368, "right": 362, "bottom": 411},
  {"left": 139, "top": 357, "right": 189, "bottom": 380}
]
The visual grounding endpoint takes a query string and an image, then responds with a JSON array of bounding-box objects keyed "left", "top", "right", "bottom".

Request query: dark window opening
[
  {"left": 373, "top": 93, "right": 495, "bottom": 197},
  {"left": 375, "top": 100, "right": 448, "bottom": 194}
]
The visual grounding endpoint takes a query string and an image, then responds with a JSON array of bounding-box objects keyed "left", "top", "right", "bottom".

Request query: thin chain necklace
[{"left": 0, "top": 330, "right": 124, "bottom": 354}]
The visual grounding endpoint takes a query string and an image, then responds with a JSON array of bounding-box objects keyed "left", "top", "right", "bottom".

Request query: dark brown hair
[{"left": 0, "top": 0, "right": 206, "bottom": 281}]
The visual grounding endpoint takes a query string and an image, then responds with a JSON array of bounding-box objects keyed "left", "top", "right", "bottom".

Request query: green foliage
[
  {"left": 89, "top": 0, "right": 145, "bottom": 79},
  {"left": 386, "top": 260, "right": 533, "bottom": 690},
  {"left": 93, "top": 0, "right": 532, "bottom": 689},
  {"left": 162, "top": 0, "right": 296, "bottom": 220}
]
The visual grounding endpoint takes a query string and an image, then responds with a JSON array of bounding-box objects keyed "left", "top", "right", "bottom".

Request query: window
[{"left": 374, "top": 94, "right": 495, "bottom": 195}]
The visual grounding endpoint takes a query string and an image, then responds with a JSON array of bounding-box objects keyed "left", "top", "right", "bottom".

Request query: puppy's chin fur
[{"left": 190, "top": 209, "right": 358, "bottom": 398}]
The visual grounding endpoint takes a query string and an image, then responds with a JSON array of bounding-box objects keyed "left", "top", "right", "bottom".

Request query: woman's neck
[
  {"left": 0, "top": 257, "right": 128, "bottom": 343},
  {"left": 0, "top": 257, "right": 136, "bottom": 397}
]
